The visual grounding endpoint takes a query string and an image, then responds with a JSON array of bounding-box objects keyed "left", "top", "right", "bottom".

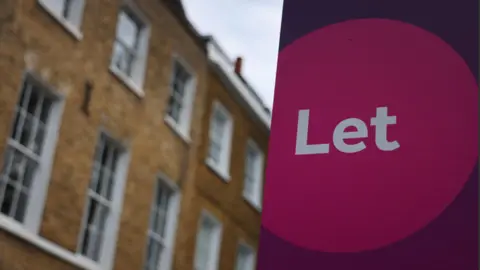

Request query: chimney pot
[{"left": 234, "top": 57, "right": 243, "bottom": 74}]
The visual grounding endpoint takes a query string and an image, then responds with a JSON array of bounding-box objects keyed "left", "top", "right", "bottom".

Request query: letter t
[{"left": 370, "top": 107, "right": 400, "bottom": 151}]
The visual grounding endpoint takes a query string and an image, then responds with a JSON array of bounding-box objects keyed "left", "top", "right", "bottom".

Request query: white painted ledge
[
  {"left": 109, "top": 66, "right": 145, "bottom": 98},
  {"left": 0, "top": 215, "right": 101, "bottom": 270},
  {"left": 37, "top": 0, "right": 83, "bottom": 41},
  {"left": 243, "top": 194, "right": 262, "bottom": 213},
  {"left": 205, "top": 158, "right": 231, "bottom": 182},
  {"left": 164, "top": 116, "right": 192, "bottom": 144}
]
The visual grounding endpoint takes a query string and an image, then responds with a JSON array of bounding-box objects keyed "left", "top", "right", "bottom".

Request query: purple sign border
[{"left": 258, "top": 0, "right": 479, "bottom": 269}]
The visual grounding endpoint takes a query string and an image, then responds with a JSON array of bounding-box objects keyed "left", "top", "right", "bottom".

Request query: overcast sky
[{"left": 181, "top": 0, "right": 284, "bottom": 109}]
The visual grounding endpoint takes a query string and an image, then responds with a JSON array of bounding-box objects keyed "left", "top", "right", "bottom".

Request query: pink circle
[{"left": 262, "top": 19, "right": 478, "bottom": 253}]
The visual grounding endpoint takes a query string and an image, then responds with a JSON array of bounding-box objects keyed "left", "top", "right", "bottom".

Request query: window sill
[
  {"left": 164, "top": 116, "right": 191, "bottom": 144},
  {"left": 0, "top": 215, "right": 101, "bottom": 270},
  {"left": 243, "top": 195, "right": 262, "bottom": 213},
  {"left": 109, "top": 66, "right": 145, "bottom": 98},
  {"left": 38, "top": 1, "right": 83, "bottom": 41},
  {"left": 205, "top": 158, "right": 231, "bottom": 182}
]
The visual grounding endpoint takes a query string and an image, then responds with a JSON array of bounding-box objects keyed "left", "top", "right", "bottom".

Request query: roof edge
[
  {"left": 161, "top": 0, "right": 209, "bottom": 51},
  {"left": 206, "top": 38, "right": 271, "bottom": 129}
]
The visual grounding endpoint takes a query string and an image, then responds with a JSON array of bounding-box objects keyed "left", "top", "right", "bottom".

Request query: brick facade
[{"left": 0, "top": 1, "right": 269, "bottom": 270}]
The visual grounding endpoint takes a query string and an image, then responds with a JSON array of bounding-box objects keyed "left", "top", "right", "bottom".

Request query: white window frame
[
  {"left": 143, "top": 172, "right": 181, "bottom": 270},
  {"left": 76, "top": 130, "right": 130, "bottom": 270},
  {"left": 164, "top": 55, "right": 197, "bottom": 142},
  {"left": 194, "top": 210, "right": 223, "bottom": 270},
  {"left": 234, "top": 242, "right": 256, "bottom": 270},
  {"left": 205, "top": 101, "right": 233, "bottom": 181},
  {"left": 37, "top": 0, "right": 86, "bottom": 40},
  {"left": 0, "top": 71, "right": 65, "bottom": 234},
  {"left": 109, "top": 0, "right": 151, "bottom": 97},
  {"left": 242, "top": 140, "right": 264, "bottom": 210}
]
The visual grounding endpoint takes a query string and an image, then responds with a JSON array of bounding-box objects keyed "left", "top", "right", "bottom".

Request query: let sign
[
  {"left": 296, "top": 107, "right": 399, "bottom": 155},
  {"left": 258, "top": 0, "right": 478, "bottom": 269}
]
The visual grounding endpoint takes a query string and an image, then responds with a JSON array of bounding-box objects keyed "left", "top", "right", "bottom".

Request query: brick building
[{"left": 0, "top": 1, "right": 270, "bottom": 270}]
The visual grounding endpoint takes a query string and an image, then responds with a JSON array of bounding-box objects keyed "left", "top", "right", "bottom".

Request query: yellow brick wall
[
  {"left": 0, "top": 1, "right": 269, "bottom": 270},
  {"left": 0, "top": 230, "right": 78, "bottom": 270},
  {"left": 0, "top": 0, "right": 208, "bottom": 269},
  {"left": 172, "top": 68, "right": 269, "bottom": 270}
]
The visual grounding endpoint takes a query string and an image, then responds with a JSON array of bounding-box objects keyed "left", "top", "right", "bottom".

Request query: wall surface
[
  {"left": 173, "top": 66, "right": 269, "bottom": 270},
  {"left": 0, "top": 0, "right": 208, "bottom": 269}
]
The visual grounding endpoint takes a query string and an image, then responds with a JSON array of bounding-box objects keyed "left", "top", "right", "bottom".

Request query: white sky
[{"left": 181, "top": 0, "right": 284, "bottom": 109}]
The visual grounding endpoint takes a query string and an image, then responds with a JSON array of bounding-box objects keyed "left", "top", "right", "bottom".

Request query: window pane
[
  {"left": 213, "top": 113, "right": 227, "bottom": 130},
  {"left": 39, "top": 98, "right": 52, "bottom": 123},
  {"left": 110, "top": 147, "right": 120, "bottom": 172},
  {"left": 245, "top": 153, "right": 256, "bottom": 176},
  {"left": 211, "top": 114, "right": 226, "bottom": 142},
  {"left": 10, "top": 109, "right": 22, "bottom": 141},
  {"left": 196, "top": 242, "right": 210, "bottom": 269},
  {"left": 154, "top": 211, "right": 167, "bottom": 237},
  {"left": 168, "top": 61, "right": 191, "bottom": 123},
  {"left": 62, "top": 0, "right": 74, "bottom": 19},
  {"left": 91, "top": 165, "right": 103, "bottom": 194},
  {"left": 34, "top": 124, "right": 46, "bottom": 155},
  {"left": 80, "top": 227, "right": 91, "bottom": 255},
  {"left": 145, "top": 238, "right": 163, "bottom": 270},
  {"left": 8, "top": 151, "right": 24, "bottom": 184},
  {"left": 19, "top": 114, "right": 34, "bottom": 147},
  {"left": 0, "top": 150, "right": 14, "bottom": 212},
  {"left": 244, "top": 145, "right": 261, "bottom": 200},
  {"left": 208, "top": 141, "right": 222, "bottom": 163},
  {"left": 0, "top": 184, "right": 15, "bottom": 217},
  {"left": 153, "top": 186, "right": 169, "bottom": 232},
  {"left": 156, "top": 184, "right": 171, "bottom": 212},
  {"left": 18, "top": 81, "right": 32, "bottom": 109},
  {"left": 195, "top": 223, "right": 214, "bottom": 270},
  {"left": 112, "top": 41, "right": 135, "bottom": 75},
  {"left": 92, "top": 230, "right": 105, "bottom": 261},
  {"left": 80, "top": 198, "right": 110, "bottom": 261},
  {"left": 173, "top": 64, "right": 184, "bottom": 83},
  {"left": 79, "top": 134, "right": 121, "bottom": 261},
  {"left": 44, "top": 0, "right": 67, "bottom": 16},
  {"left": 236, "top": 255, "right": 247, "bottom": 270},
  {"left": 100, "top": 141, "right": 109, "bottom": 165},
  {"left": 235, "top": 247, "right": 254, "bottom": 270},
  {"left": 13, "top": 191, "right": 28, "bottom": 222},
  {"left": 17, "top": 153, "right": 37, "bottom": 189},
  {"left": 91, "top": 138, "right": 119, "bottom": 199},
  {"left": 88, "top": 203, "right": 109, "bottom": 261},
  {"left": 116, "top": 11, "right": 140, "bottom": 50},
  {"left": 105, "top": 169, "right": 115, "bottom": 200},
  {"left": 174, "top": 63, "right": 190, "bottom": 87},
  {"left": 0, "top": 147, "right": 38, "bottom": 222},
  {"left": 11, "top": 80, "right": 54, "bottom": 153},
  {"left": 86, "top": 228, "right": 98, "bottom": 259},
  {"left": 0, "top": 76, "right": 54, "bottom": 224},
  {"left": 99, "top": 149, "right": 114, "bottom": 199},
  {"left": 86, "top": 199, "right": 99, "bottom": 226},
  {"left": 26, "top": 87, "right": 40, "bottom": 115},
  {"left": 172, "top": 80, "right": 185, "bottom": 97},
  {"left": 166, "top": 97, "right": 182, "bottom": 122},
  {"left": 144, "top": 180, "right": 174, "bottom": 270},
  {"left": 244, "top": 176, "right": 254, "bottom": 197},
  {"left": 209, "top": 113, "right": 227, "bottom": 163},
  {"left": 96, "top": 203, "right": 109, "bottom": 232}
]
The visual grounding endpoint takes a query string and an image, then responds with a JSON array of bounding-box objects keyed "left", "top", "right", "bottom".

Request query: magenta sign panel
[{"left": 258, "top": 0, "right": 478, "bottom": 269}]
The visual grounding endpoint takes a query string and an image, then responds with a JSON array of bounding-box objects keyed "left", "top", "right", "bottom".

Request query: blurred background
[{"left": 0, "top": 0, "right": 281, "bottom": 270}]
